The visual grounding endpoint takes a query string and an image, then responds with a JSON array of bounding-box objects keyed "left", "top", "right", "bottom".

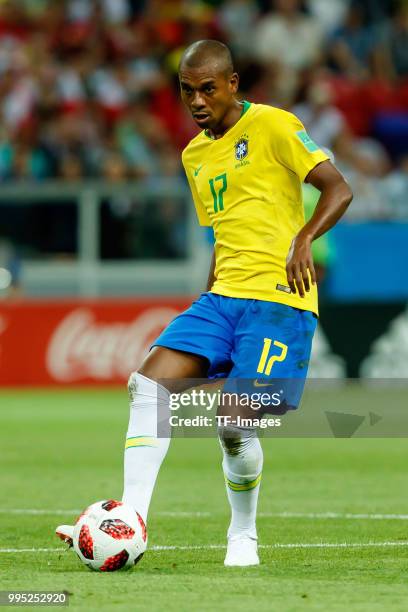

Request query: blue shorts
[{"left": 153, "top": 292, "right": 317, "bottom": 412}]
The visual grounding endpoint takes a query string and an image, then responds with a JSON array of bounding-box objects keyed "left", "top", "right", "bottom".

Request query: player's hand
[{"left": 286, "top": 233, "right": 316, "bottom": 298}]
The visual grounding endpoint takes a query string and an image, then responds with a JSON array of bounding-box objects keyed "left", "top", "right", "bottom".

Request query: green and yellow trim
[
  {"left": 225, "top": 473, "right": 262, "bottom": 492},
  {"left": 125, "top": 436, "right": 158, "bottom": 450},
  {"left": 204, "top": 100, "right": 251, "bottom": 139}
]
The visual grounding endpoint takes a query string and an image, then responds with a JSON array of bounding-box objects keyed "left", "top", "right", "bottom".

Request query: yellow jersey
[{"left": 182, "top": 102, "right": 329, "bottom": 315}]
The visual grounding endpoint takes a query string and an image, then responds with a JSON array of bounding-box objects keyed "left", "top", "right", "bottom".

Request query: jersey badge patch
[
  {"left": 296, "top": 130, "right": 319, "bottom": 153},
  {"left": 235, "top": 137, "right": 249, "bottom": 161}
]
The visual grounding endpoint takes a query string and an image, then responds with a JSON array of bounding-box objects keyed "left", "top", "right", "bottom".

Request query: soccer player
[{"left": 57, "top": 40, "right": 352, "bottom": 566}]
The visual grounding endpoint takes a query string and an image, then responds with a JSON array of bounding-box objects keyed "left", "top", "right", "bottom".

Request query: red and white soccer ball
[{"left": 73, "top": 500, "right": 147, "bottom": 571}]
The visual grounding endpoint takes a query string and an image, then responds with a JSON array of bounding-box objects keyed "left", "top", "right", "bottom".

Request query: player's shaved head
[
  {"left": 179, "top": 40, "right": 234, "bottom": 77},
  {"left": 178, "top": 39, "right": 241, "bottom": 136}
]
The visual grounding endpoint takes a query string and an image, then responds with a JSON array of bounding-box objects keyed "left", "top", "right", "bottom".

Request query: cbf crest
[{"left": 235, "top": 134, "right": 249, "bottom": 161}]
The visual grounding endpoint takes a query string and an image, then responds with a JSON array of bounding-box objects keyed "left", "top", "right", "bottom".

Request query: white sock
[
  {"left": 122, "top": 372, "right": 171, "bottom": 524},
  {"left": 219, "top": 427, "right": 263, "bottom": 540}
]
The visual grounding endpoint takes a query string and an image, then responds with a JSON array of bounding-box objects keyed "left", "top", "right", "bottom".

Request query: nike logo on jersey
[{"left": 194, "top": 165, "right": 203, "bottom": 177}]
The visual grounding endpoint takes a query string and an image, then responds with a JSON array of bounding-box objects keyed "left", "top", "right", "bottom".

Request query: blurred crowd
[{"left": 0, "top": 0, "right": 407, "bottom": 222}]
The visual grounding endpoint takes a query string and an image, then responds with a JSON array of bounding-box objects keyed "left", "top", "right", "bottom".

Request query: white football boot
[
  {"left": 224, "top": 534, "right": 260, "bottom": 567},
  {"left": 55, "top": 524, "right": 74, "bottom": 547}
]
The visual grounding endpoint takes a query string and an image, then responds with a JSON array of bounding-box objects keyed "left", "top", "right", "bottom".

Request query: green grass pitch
[{"left": 1, "top": 387, "right": 408, "bottom": 611}]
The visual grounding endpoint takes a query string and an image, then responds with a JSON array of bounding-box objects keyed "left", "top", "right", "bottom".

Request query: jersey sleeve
[
  {"left": 269, "top": 111, "right": 329, "bottom": 183},
  {"left": 182, "top": 157, "right": 212, "bottom": 227}
]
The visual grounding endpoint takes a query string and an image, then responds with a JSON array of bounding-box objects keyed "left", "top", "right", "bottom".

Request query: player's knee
[
  {"left": 127, "top": 371, "right": 157, "bottom": 402},
  {"left": 128, "top": 371, "right": 141, "bottom": 400},
  {"left": 218, "top": 425, "right": 256, "bottom": 456},
  {"left": 127, "top": 371, "right": 171, "bottom": 439},
  {"left": 219, "top": 430, "right": 243, "bottom": 456},
  {"left": 219, "top": 428, "right": 263, "bottom": 477}
]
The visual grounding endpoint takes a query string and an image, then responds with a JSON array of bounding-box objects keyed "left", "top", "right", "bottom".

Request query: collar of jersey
[{"left": 203, "top": 100, "right": 252, "bottom": 141}]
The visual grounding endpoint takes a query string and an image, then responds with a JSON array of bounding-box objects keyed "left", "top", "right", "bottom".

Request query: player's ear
[{"left": 229, "top": 72, "right": 239, "bottom": 94}]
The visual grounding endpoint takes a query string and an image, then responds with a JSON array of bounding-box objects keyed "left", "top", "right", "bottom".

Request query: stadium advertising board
[{"left": 0, "top": 300, "right": 188, "bottom": 386}]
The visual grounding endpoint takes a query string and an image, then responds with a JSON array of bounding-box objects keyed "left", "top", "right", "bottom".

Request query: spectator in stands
[
  {"left": 58, "top": 153, "right": 84, "bottom": 180},
  {"left": 0, "top": 126, "right": 13, "bottom": 180},
  {"left": 100, "top": 0, "right": 131, "bottom": 24},
  {"left": 217, "top": 0, "right": 259, "bottom": 57},
  {"left": 377, "top": 0, "right": 408, "bottom": 79},
  {"left": 328, "top": 3, "right": 377, "bottom": 76},
  {"left": 351, "top": 0, "right": 395, "bottom": 24},
  {"left": 293, "top": 75, "right": 350, "bottom": 150},
  {"left": 337, "top": 137, "right": 392, "bottom": 219},
  {"left": 306, "top": 0, "right": 350, "bottom": 35},
  {"left": 253, "top": 0, "right": 324, "bottom": 70},
  {"left": 115, "top": 101, "right": 174, "bottom": 179},
  {"left": 102, "top": 150, "right": 129, "bottom": 183},
  {"left": 251, "top": 0, "right": 324, "bottom": 104},
  {"left": 11, "top": 142, "right": 51, "bottom": 181}
]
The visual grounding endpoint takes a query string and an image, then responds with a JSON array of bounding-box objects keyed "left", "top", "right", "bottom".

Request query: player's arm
[
  {"left": 206, "top": 248, "right": 216, "bottom": 291},
  {"left": 286, "top": 160, "right": 353, "bottom": 297}
]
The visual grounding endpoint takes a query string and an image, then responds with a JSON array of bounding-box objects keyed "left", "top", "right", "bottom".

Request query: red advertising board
[{"left": 0, "top": 299, "right": 189, "bottom": 386}]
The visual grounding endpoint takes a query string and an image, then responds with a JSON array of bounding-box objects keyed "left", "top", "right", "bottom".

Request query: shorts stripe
[{"left": 225, "top": 473, "right": 262, "bottom": 492}]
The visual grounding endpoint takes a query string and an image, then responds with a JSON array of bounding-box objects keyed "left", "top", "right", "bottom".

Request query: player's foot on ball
[
  {"left": 224, "top": 535, "right": 260, "bottom": 567},
  {"left": 55, "top": 524, "right": 74, "bottom": 547}
]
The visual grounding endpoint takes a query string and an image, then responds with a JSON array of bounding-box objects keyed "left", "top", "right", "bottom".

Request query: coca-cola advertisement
[{"left": 0, "top": 299, "right": 188, "bottom": 386}]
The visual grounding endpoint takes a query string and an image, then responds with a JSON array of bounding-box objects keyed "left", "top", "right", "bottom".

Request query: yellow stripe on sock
[
  {"left": 225, "top": 473, "right": 262, "bottom": 492},
  {"left": 125, "top": 436, "right": 158, "bottom": 449}
]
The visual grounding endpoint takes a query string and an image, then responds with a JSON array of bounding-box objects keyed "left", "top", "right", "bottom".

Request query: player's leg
[
  {"left": 219, "top": 300, "right": 317, "bottom": 566},
  {"left": 123, "top": 293, "right": 235, "bottom": 524},
  {"left": 123, "top": 346, "right": 207, "bottom": 523},
  {"left": 56, "top": 293, "right": 235, "bottom": 546},
  {"left": 218, "top": 423, "right": 262, "bottom": 566},
  {"left": 55, "top": 345, "right": 207, "bottom": 546}
]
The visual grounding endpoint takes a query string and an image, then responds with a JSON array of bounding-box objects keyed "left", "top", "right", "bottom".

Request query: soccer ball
[{"left": 72, "top": 500, "right": 147, "bottom": 571}]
